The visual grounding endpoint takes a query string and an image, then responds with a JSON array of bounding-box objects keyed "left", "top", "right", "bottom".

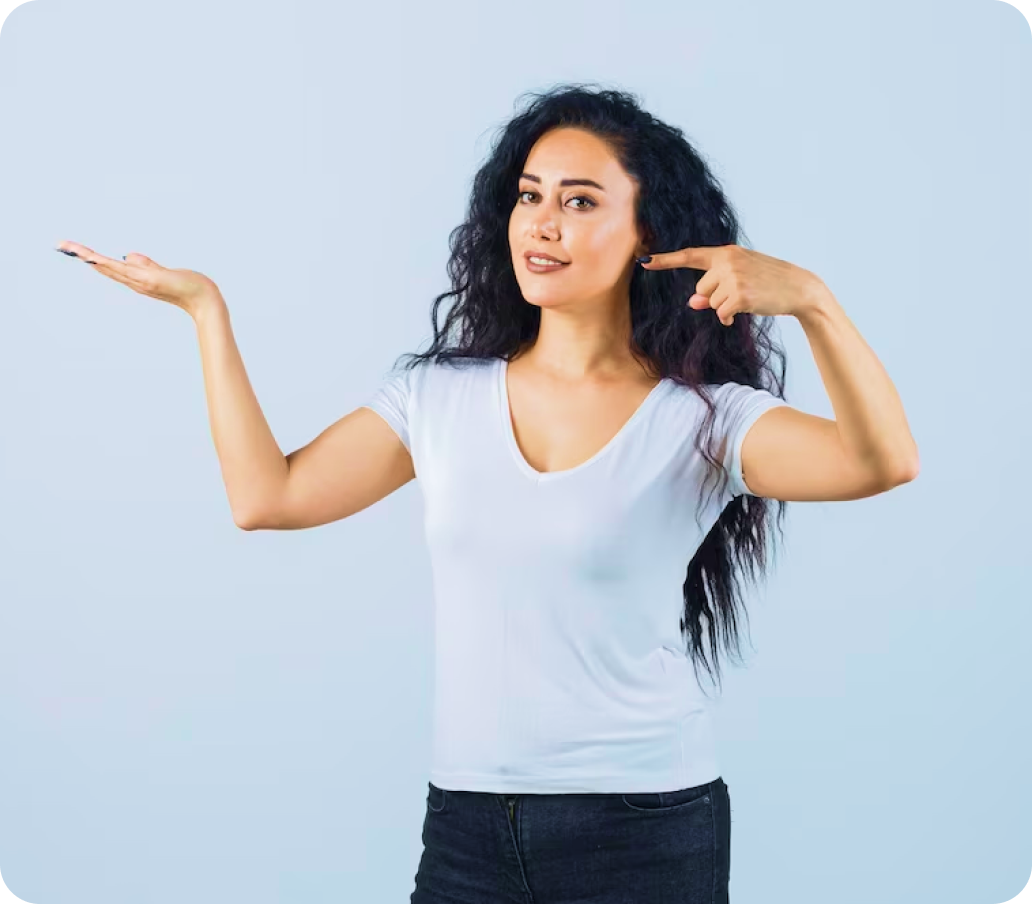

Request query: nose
[{"left": 530, "top": 219, "right": 560, "bottom": 241}]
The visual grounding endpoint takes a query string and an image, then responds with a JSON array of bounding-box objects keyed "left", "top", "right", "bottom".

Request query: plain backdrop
[{"left": 0, "top": 0, "right": 1029, "bottom": 902}]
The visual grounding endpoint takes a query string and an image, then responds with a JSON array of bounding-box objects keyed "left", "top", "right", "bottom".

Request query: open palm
[{"left": 55, "top": 240, "right": 221, "bottom": 318}]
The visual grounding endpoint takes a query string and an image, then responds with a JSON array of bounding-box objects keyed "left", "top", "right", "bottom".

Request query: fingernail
[
  {"left": 57, "top": 249, "right": 79, "bottom": 258},
  {"left": 635, "top": 255, "right": 652, "bottom": 264}
]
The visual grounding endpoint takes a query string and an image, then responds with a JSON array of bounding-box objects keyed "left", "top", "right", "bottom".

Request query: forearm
[
  {"left": 192, "top": 297, "right": 289, "bottom": 526},
  {"left": 795, "top": 283, "right": 920, "bottom": 482}
]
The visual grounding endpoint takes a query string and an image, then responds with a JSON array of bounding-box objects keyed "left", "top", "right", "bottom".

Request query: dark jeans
[{"left": 410, "top": 776, "right": 730, "bottom": 904}]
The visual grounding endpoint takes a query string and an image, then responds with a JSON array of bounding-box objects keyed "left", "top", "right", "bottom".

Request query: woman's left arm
[
  {"left": 794, "top": 282, "right": 920, "bottom": 480},
  {"left": 641, "top": 244, "right": 921, "bottom": 483}
]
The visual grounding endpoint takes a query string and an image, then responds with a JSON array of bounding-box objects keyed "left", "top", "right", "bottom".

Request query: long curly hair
[{"left": 391, "top": 82, "right": 789, "bottom": 697}]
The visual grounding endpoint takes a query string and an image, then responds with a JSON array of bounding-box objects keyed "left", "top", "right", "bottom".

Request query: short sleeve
[
  {"left": 711, "top": 382, "right": 791, "bottom": 499},
  {"left": 361, "top": 366, "right": 415, "bottom": 452}
]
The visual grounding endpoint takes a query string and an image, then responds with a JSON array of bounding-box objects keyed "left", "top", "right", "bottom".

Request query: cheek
[
  {"left": 578, "top": 228, "right": 631, "bottom": 274},
  {"left": 583, "top": 219, "right": 630, "bottom": 255},
  {"left": 507, "top": 212, "right": 522, "bottom": 248}
]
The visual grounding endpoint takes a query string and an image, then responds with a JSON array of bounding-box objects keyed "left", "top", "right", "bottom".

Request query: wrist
[
  {"left": 795, "top": 275, "right": 837, "bottom": 326},
  {"left": 191, "top": 291, "right": 228, "bottom": 328}
]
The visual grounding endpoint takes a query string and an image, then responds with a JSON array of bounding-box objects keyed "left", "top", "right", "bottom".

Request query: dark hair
[{"left": 392, "top": 82, "right": 789, "bottom": 698}]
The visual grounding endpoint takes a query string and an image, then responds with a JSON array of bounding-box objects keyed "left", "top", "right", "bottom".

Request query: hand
[
  {"left": 639, "top": 243, "right": 826, "bottom": 326},
  {"left": 55, "top": 241, "right": 223, "bottom": 320}
]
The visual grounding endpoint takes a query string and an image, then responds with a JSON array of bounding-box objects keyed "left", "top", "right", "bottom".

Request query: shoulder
[{"left": 663, "top": 379, "right": 786, "bottom": 412}]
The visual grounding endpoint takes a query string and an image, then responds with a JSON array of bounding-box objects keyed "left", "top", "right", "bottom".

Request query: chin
[{"left": 517, "top": 290, "right": 571, "bottom": 308}]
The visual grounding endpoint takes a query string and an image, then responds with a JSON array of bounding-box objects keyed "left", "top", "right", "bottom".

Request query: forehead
[{"left": 522, "top": 127, "right": 626, "bottom": 183}]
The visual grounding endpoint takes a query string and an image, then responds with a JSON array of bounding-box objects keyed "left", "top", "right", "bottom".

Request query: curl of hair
[{"left": 391, "top": 82, "right": 789, "bottom": 698}]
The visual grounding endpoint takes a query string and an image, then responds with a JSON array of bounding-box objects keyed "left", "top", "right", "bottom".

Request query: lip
[
  {"left": 524, "top": 250, "right": 570, "bottom": 272},
  {"left": 528, "top": 248, "right": 569, "bottom": 263},
  {"left": 525, "top": 258, "right": 570, "bottom": 274}
]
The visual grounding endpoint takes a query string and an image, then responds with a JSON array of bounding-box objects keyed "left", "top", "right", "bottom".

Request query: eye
[{"left": 518, "top": 190, "right": 596, "bottom": 210}]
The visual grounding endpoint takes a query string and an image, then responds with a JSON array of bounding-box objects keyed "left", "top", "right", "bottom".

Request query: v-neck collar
[{"left": 496, "top": 357, "right": 668, "bottom": 484}]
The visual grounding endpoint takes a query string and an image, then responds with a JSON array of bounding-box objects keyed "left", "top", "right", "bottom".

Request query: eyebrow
[{"left": 519, "top": 172, "right": 607, "bottom": 192}]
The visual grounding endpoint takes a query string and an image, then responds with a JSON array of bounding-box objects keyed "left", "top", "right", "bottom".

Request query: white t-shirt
[{"left": 362, "top": 356, "right": 789, "bottom": 794}]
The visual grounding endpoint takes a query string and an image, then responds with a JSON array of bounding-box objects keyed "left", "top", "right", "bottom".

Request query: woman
[{"left": 56, "top": 83, "right": 918, "bottom": 904}]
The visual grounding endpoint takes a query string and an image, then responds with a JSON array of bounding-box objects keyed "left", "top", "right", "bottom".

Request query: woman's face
[{"left": 508, "top": 127, "right": 649, "bottom": 312}]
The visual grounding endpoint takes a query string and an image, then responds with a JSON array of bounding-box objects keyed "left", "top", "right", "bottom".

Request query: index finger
[{"left": 640, "top": 245, "right": 724, "bottom": 271}]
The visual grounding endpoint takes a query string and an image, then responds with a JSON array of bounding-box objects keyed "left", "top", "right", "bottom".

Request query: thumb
[{"left": 123, "top": 252, "right": 156, "bottom": 266}]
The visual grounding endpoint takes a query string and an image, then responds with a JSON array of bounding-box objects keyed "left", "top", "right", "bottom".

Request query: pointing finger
[{"left": 639, "top": 245, "right": 726, "bottom": 271}]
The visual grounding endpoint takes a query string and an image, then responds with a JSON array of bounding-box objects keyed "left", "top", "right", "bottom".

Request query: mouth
[{"left": 524, "top": 251, "right": 570, "bottom": 273}]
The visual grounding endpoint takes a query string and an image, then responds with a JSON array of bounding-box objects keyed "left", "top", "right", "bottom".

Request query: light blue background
[{"left": 1, "top": 0, "right": 1029, "bottom": 902}]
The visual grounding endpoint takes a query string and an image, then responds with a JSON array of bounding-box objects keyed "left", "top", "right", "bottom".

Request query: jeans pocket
[
  {"left": 427, "top": 781, "right": 448, "bottom": 814},
  {"left": 620, "top": 779, "right": 718, "bottom": 813}
]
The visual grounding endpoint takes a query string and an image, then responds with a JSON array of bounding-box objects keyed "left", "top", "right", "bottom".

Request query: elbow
[
  {"left": 234, "top": 509, "right": 266, "bottom": 531},
  {"left": 900, "top": 446, "right": 921, "bottom": 482},
  {"left": 235, "top": 493, "right": 287, "bottom": 530},
  {"left": 889, "top": 450, "right": 920, "bottom": 486}
]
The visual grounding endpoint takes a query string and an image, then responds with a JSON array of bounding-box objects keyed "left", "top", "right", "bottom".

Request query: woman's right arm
[
  {"left": 194, "top": 300, "right": 415, "bottom": 531},
  {"left": 192, "top": 299, "right": 288, "bottom": 527},
  {"left": 55, "top": 240, "right": 412, "bottom": 531}
]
